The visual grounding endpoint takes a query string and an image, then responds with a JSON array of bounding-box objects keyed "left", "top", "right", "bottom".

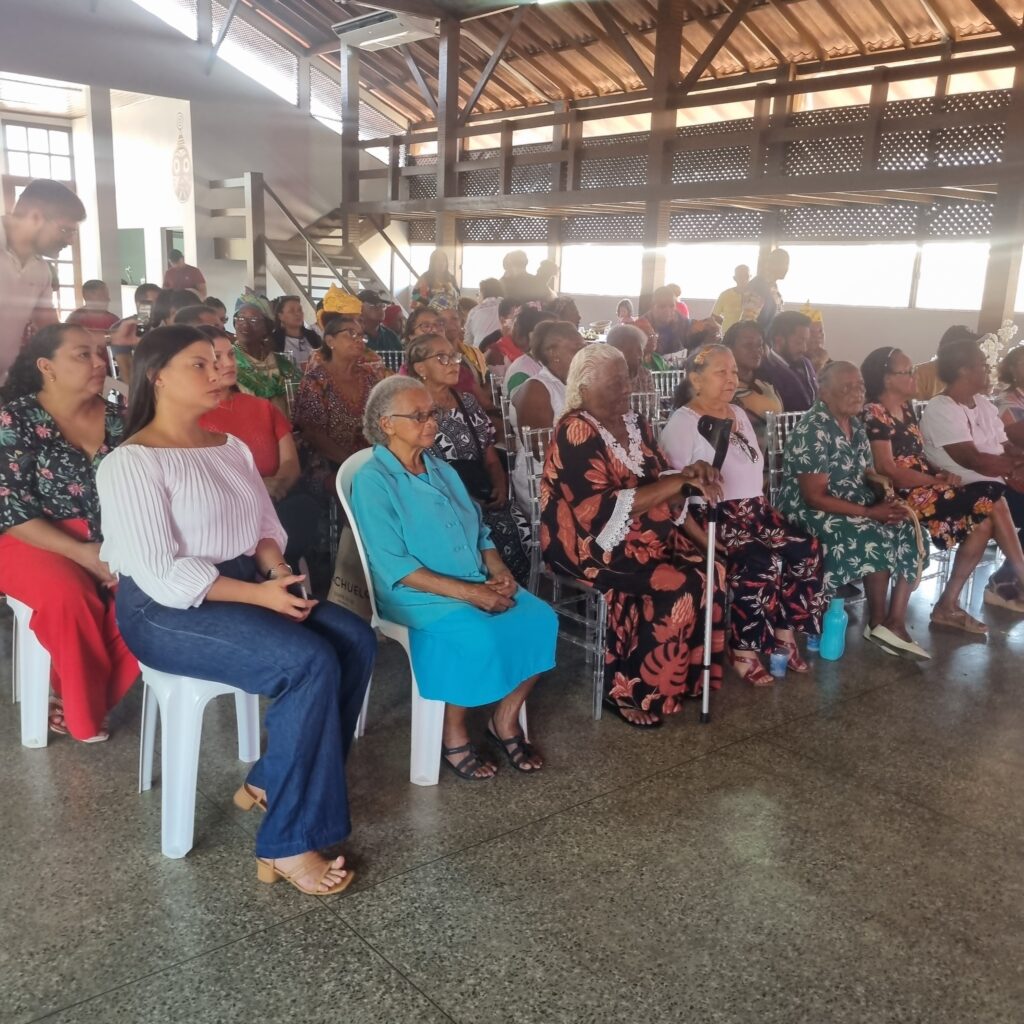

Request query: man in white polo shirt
[{"left": 0, "top": 179, "right": 85, "bottom": 382}]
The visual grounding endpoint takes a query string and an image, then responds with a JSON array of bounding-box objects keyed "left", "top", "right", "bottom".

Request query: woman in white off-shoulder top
[{"left": 96, "top": 326, "right": 375, "bottom": 897}]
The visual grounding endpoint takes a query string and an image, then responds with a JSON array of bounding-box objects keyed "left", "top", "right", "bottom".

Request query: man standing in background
[
  {"left": 162, "top": 248, "right": 206, "bottom": 298},
  {"left": 0, "top": 178, "right": 84, "bottom": 382},
  {"left": 711, "top": 263, "right": 751, "bottom": 330}
]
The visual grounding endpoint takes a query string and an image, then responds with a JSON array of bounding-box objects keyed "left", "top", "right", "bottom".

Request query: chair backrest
[
  {"left": 335, "top": 448, "right": 382, "bottom": 628},
  {"left": 520, "top": 426, "right": 554, "bottom": 533},
  {"left": 380, "top": 349, "right": 404, "bottom": 373},
  {"left": 630, "top": 390, "right": 661, "bottom": 425},
  {"left": 765, "top": 409, "right": 807, "bottom": 505},
  {"left": 488, "top": 372, "right": 502, "bottom": 409}
]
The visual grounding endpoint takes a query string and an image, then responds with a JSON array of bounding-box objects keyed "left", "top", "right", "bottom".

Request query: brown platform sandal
[{"left": 233, "top": 783, "right": 267, "bottom": 813}]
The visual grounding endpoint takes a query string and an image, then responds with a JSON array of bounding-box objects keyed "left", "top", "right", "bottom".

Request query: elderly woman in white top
[
  {"left": 661, "top": 345, "right": 826, "bottom": 686},
  {"left": 96, "top": 326, "right": 375, "bottom": 898},
  {"left": 921, "top": 336, "right": 1024, "bottom": 612}
]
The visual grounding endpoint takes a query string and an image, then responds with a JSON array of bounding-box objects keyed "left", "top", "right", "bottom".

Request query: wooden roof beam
[
  {"left": 682, "top": 1, "right": 751, "bottom": 72},
  {"left": 458, "top": 7, "right": 526, "bottom": 124},
  {"left": 680, "top": 0, "right": 757, "bottom": 94},
  {"left": 817, "top": 0, "right": 868, "bottom": 55},
  {"left": 767, "top": 0, "right": 826, "bottom": 62},
  {"left": 516, "top": 14, "right": 602, "bottom": 96},
  {"left": 864, "top": 0, "right": 912, "bottom": 49},
  {"left": 399, "top": 43, "right": 437, "bottom": 116},
  {"left": 584, "top": 3, "right": 654, "bottom": 89},
  {"left": 732, "top": 5, "right": 787, "bottom": 64},
  {"left": 468, "top": 19, "right": 571, "bottom": 100},
  {"left": 968, "top": 0, "right": 1024, "bottom": 49},
  {"left": 918, "top": 0, "right": 957, "bottom": 41},
  {"left": 532, "top": 7, "right": 630, "bottom": 94}
]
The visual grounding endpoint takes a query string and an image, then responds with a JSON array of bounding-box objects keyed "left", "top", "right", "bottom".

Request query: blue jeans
[{"left": 116, "top": 557, "right": 376, "bottom": 858}]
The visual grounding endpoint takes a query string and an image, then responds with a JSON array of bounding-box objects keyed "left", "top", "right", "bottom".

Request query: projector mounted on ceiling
[{"left": 332, "top": 9, "right": 439, "bottom": 51}]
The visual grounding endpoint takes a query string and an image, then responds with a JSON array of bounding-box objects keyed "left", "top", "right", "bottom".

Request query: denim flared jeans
[{"left": 116, "top": 557, "right": 376, "bottom": 858}]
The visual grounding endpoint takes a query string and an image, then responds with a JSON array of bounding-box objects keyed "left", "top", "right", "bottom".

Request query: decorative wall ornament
[{"left": 171, "top": 111, "right": 192, "bottom": 203}]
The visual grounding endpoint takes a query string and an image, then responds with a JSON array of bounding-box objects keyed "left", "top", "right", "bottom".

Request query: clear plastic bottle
[{"left": 819, "top": 597, "right": 848, "bottom": 661}]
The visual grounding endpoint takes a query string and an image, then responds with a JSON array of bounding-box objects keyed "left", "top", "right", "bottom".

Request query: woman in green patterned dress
[
  {"left": 232, "top": 290, "right": 301, "bottom": 415},
  {"left": 777, "top": 362, "right": 929, "bottom": 660}
]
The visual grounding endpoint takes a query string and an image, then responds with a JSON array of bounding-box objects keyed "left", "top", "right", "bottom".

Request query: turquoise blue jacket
[{"left": 350, "top": 446, "right": 494, "bottom": 627}]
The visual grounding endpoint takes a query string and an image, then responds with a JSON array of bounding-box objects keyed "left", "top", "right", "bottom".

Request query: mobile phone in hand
[{"left": 287, "top": 578, "right": 309, "bottom": 601}]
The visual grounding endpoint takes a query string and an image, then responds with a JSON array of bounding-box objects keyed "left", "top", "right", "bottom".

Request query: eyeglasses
[
  {"left": 422, "top": 352, "right": 463, "bottom": 366},
  {"left": 331, "top": 328, "right": 364, "bottom": 340},
  {"left": 389, "top": 407, "right": 441, "bottom": 424},
  {"left": 413, "top": 322, "right": 441, "bottom": 334},
  {"left": 234, "top": 316, "right": 264, "bottom": 326},
  {"left": 887, "top": 369, "right": 916, "bottom": 377}
]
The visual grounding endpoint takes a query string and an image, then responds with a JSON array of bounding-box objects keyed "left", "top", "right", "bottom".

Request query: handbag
[{"left": 447, "top": 390, "right": 495, "bottom": 503}]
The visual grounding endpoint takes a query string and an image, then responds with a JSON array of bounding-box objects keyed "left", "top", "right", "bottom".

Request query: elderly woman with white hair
[
  {"left": 350, "top": 376, "right": 558, "bottom": 780},
  {"left": 540, "top": 344, "right": 725, "bottom": 729}
]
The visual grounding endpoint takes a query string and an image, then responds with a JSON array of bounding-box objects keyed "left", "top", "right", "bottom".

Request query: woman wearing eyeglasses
[
  {"left": 232, "top": 290, "right": 301, "bottom": 414},
  {"left": 351, "top": 376, "right": 558, "bottom": 780},
  {"left": 661, "top": 345, "right": 826, "bottom": 686},
  {"left": 406, "top": 332, "right": 531, "bottom": 587},
  {"left": 292, "top": 314, "right": 385, "bottom": 501}
]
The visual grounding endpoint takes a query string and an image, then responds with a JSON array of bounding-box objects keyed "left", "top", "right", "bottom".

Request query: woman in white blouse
[
  {"left": 661, "top": 345, "right": 826, "bottom": 686},
  {"left": 920, "top": 336, "right": 1024, "bottom": 612},
  {"left": 96, "top": 325, "right": 375, "bottom": 897}
]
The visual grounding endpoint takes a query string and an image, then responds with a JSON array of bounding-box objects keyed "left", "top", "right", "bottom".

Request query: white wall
[
  {"left": 111, "top": 95, "right": 196, "bottom": 302},
  {"left": 571, "top": 293, "right": 1024, "bottom": 367},
  {"left": 3, "top": 0, "right": 347, "bottom": 303}
]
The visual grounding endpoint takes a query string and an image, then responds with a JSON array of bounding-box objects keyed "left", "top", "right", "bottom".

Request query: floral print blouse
[
  {"left": 233, "top": 345, "right": 301, "bottom": 412},
  {"left": 0, "top": 395, "right": 125, "bottom": 540}
]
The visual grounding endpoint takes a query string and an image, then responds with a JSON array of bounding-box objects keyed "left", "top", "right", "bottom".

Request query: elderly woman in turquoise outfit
[
  {"left": 350, "top": 376, "right": 558, "bottom": 780},
  {"left": 777, "top": 362, "right": 928, "bottom": 661}
]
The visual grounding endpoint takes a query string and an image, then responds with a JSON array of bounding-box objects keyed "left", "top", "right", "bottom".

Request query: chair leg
[
  {"left": 354, "top": 678, "right": 372, "bottom": 739},
  {"left": 409, "top": 678, "right": 445, "bottom": 787},
  {"left": 18, "top": 616, "right": 50, "bottom": 749},
  {"left": 592, "top": 595, "right": 607, "bottom": 722},
  {"left": 139, "top": 682, "right": 158, "bottom": 793},
  {"left": 11, "top": 617, "right": 18, "bottom": 704},
  {"left": 158, "top": 684, "right": 216, "bottom": 859},
  {"left": 234, "top": 692, "right": 261, "bottom": 763}
]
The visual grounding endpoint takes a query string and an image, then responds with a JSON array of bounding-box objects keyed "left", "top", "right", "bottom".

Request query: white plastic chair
[
  {"left": 337, "top": 448, "right": 527, "bottom": 787},
  {"left": 7, "top": 597, "right": 51, "bottom": 748},
  {"left": 137, "top": 667, "right": 261, "bottom": 859}
]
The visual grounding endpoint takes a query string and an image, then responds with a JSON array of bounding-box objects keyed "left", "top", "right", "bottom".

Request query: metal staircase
[{"left": 210, "top": 172, "right": 417, "bottom": 310}]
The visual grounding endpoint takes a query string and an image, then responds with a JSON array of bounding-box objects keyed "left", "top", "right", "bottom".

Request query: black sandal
[
  {"left": 601, "top": 697, "right": 663, "bottom": 729},
  {"left": 441, "top": 742, "right": 496, "bottom": 781},
  {"left": 487, "top": 722, "right": 543, "bottom": 773}
]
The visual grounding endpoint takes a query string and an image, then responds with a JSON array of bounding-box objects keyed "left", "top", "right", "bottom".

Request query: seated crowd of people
[{"left": 6, "top": 223, "right": 1024, "bottom": 899}]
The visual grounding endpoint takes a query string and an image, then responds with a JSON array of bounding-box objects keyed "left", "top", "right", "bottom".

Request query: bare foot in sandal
[
  {"left": 487, "top": 714, "right": 543, "bottom": 772},
  {"left": 258, "top": 851, "right": 352, "bottom": 895},
  {"left": 931, "top": 606, "right": 988, "bottom": 635}
]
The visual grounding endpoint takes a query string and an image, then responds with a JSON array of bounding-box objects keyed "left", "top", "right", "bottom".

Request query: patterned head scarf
[
  {"left": 234, "top": 287, "right": 274, "bottom": 321},
  {"left": 317, "top": 284, "right": 363, "bottom": 328}
]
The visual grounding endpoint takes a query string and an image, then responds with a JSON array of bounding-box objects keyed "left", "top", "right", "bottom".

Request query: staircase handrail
[
  {"left": 365, "top": 214, "right": 419, "bottom": 283},
  {"left": 261, "top": 181, "right": 355, "bottom": 296}
]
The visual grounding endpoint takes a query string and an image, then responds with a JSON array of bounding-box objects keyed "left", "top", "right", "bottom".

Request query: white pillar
[{"left": 84, "top": 86, "right": 122, "bottom": 315}]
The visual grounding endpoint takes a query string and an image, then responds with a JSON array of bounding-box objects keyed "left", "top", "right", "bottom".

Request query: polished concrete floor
[{"left": 2, "top": 569, "right": 1023, "bottom": 1024}]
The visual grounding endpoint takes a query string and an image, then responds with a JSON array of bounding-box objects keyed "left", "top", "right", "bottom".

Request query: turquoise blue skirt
[{"left": 408, "top": 590, "right": 558, "bottom": 706}]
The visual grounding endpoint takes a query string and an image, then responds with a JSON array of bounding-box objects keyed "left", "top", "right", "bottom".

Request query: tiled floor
[{"left": 3, "top": 571, "right": 1023, "bottom": 1024}]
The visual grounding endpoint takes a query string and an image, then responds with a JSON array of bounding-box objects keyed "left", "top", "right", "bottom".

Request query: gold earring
[{"left": 48, "top": 374, "right": 56, "bottom": 383}]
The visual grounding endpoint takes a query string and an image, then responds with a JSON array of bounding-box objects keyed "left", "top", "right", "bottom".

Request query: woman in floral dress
[
  {"left": 661, "top": 345, "right": 825, "bottom": 686},
  {"left": 293, "top": 314, "right": 386, "bottom": 501},
  {"left": 0, "top": 325, "right": 138, "bottom": 741},
  {"left": 861, "top": 346, "right": 1003, "bottom": 635},
  {"left": 540, "top": 344, "right": 725, "bottom": 729},
  {"left": 777, "top": 362, "right": 929, "bottom": 660}
]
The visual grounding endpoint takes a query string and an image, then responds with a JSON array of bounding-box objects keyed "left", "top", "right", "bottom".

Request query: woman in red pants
[{"left": 0, "top": 324, "right": 139, "bottom": 741}]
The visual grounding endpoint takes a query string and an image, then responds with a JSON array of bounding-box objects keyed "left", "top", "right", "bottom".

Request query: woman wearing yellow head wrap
[{"left": 316, "top": 285, "right": 364, "bottom": 329}]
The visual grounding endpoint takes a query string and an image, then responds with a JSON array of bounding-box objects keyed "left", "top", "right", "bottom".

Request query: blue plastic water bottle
[{"left": 819, "top": 598, "right": 848, "bottom": 661}]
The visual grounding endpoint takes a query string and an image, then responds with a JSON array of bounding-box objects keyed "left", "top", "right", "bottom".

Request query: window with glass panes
[
  {"left": 3, "top": 124, "right": 80, "bottom": 318},
  {"left": 3, "top": 123, "right": 73, "bottom": 182}
]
